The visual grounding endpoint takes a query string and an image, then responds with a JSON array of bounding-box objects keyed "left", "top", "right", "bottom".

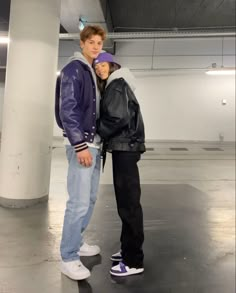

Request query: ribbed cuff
[{"left": 74, "top": 142, "right": 88, "bottom": 153}]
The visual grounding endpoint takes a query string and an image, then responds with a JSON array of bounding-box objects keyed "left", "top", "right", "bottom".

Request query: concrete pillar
[{"left": 0, "top": 0, "right": 61, "bottom": 208}]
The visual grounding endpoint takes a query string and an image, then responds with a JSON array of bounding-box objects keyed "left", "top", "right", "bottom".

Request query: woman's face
[{"left": 95, "top": 62, "right": 110, "bottom": 80}]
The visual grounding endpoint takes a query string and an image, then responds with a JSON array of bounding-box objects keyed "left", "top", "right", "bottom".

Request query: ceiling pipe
[{"left": 59, "top": 30, "right": 236, "bottom": 40}]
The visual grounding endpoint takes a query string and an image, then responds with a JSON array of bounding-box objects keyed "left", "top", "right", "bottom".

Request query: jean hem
[{"left": 61, "top": 256, "right": 80, "bottom": 262}]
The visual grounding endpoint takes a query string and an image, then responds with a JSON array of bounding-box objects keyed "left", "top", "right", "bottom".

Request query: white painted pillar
[{"left": 0, "top": 0, "right": 61, "bottom": 207}]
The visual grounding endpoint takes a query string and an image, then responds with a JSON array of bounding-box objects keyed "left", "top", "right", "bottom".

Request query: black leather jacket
[{"left": 98, "top": 77, "right": 146, "bottom": 153}]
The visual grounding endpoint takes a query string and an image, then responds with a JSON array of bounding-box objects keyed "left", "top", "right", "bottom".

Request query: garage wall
[{"left": 1, "top": 37, "right": 235, "bottom": 141}]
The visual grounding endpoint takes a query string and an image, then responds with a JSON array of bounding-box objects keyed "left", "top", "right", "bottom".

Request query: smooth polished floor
[{"left": 0, "top": 140, "right": 235, "bottom": 293}]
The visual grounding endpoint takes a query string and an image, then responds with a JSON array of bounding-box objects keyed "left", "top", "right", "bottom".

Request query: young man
[{"left": 55, "top": 25, "right": 106, "bottom": 280}]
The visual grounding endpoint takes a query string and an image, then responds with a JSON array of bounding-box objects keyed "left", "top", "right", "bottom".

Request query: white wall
[
  {"left": 134, "top": 72, "right": 235, "bottom": 141},
  {"left": 114, "top": 37, "right": 235, "bottom": 142},
  {"left": 1, "top": 37, "right": 235, "bottom": 142}
]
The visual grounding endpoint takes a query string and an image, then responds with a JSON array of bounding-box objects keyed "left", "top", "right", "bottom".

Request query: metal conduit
[{"left": 59, "top": 30, "right": 236, "bottom": 40}]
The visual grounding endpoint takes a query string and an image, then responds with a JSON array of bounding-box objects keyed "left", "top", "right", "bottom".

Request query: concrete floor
[{"left": 0, "top": 140, "right": 235, "bottom": 293}]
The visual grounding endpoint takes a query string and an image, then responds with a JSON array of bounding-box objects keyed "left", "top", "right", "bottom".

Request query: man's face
[{"left": 80, "top": 35, "right": 103, "bottom": 62}]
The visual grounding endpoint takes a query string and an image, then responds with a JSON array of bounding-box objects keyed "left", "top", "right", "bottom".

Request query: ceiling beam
[{"left": 59, "top": 30, "right": 236, "bottom": 40}]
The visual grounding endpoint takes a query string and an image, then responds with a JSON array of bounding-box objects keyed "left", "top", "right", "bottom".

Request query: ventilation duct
[{"left": 59, "top": 30, "right": 236, "bottom": 40}]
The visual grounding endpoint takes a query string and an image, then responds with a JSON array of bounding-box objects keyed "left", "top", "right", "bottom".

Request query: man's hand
[{"left": 76, "top": 149, "right": 93, "bottom": 167}]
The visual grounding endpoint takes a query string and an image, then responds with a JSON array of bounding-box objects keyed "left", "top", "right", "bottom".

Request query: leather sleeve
[{"left": 59, "top": 62, "right": 88, "bottom": 151}]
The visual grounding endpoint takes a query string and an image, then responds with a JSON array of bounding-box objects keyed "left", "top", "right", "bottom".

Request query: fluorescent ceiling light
[
  {"left": 206, "top": 69, "right": 235, "bottom": 75},
  {"left": 0, "top": 36, "right": 10, "bottom": 44}
]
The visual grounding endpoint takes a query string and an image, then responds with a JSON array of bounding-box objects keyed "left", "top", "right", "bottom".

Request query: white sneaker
[
  {"left": 60, "top": 260, "right": 91, "bottom": 280},
  {"left": 78, "top": 242, "right": 101, "bottom": 257}
]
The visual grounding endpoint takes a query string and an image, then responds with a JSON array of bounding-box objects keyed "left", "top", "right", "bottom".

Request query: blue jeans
[{"left": 60, "top": 146, "right": 101, "bottom": 261}]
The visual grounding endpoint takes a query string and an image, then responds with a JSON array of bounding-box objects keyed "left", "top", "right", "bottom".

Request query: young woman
[{"left": 94, "top": 52, "right": 146, "bottom": 277}]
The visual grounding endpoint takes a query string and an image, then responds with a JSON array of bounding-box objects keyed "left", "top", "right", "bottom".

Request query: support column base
[{"left": 0, "top": 195, "right": 48, "bottom": 208}]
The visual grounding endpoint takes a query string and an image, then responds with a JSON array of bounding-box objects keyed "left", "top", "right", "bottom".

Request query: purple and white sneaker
[
  {"left": 110, "top": 261, "right": 144, "bottom": 277},
  {"left": 110, "top": 251, "right": 122, "bottom": 262}
]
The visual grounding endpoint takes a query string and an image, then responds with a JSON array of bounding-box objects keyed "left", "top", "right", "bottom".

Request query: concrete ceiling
[
  {"left": 60, "top": 0, "right": 109, "bottom": 33},
  {"left": 108, "top": 0, "right": 236, "bottom": 31},
  {"left": 0, "top": 0, "right": 10, "bottom": 31},
  {"left": 0, "top": 0, "right": 235, "bottom": 74},
  {"left": 0, "top": 0, "right": 67, "bottom": 33},
  {"left": 0, "top": 0, "right": 235, "bottom": 34}
]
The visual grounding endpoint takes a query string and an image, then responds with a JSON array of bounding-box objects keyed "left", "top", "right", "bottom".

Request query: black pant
[{"left": 112, "top": 151, "right": 144, "bottom": 268}]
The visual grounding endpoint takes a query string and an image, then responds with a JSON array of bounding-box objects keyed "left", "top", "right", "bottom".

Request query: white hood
[
  {"left": 106, "top": 68, "right": 136, "bottom": 91},
  {"left": 68, "top": 51, "right": 91, "bottom": 68}
]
